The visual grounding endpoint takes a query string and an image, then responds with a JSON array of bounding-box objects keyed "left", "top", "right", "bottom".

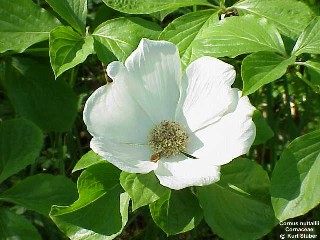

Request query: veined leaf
[
  {"left": 0, "top": 0, "right": 60, "bottom": 53},
  {"left": 234, "top": 0, "right": 314, "bottom": 39},
  {"left": 191, "top": 15, "right": 286, "bottom": 62},
  {"left": 102, "top": 0, "right": 212, "bottom": 14},
  {"left": 93, "top": 17, "right": 162, "bottom": 63},
  {"left": 271, "top": 130, "right": 320, "bottom": 221},
  {"left": 49, "top": 26, "right": 94, "bottom": 78},
  {"left": 292, "top": 17, "right": 320, "bottom": 56},
  {"left": 160, "top": 10, "right": 218, "bottom": 69},
  {"left": 120, "top": 171, "right": 170, "bottom": 211},
  {"left": 197, "top": 158, "right": 275, "bottom": 240},
  {"left": 45, "top": 0, "right": 87, "bottom": 34},
  {"left": 242, "top": 52, "right": 296, "bottom": 95},
  {"left": 72, "top": 150, "right": 105, "bottom": 173},
  {"left": 0, "top": 119, "right": 43, "bottom": 183},
  {"left": 149, "top": 188, "right": 203, "bottom": 235},
  {"left": 50, "top": 162, "right": 129, "bottom": 240}
]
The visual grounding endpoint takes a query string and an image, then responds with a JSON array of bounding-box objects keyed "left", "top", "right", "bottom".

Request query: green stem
[
  {"left": 283, "top": 78, "right": 298, "bottom": 138},
  {"left": 266, "top": 84, "right": 277, "bottom": 169}
]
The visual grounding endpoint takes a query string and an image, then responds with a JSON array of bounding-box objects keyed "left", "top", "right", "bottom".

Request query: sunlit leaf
[
  {"left": 292, "top": 17, "right": 320, "bottom": 56},
  {"left": 160, "top": 10, "right": 218, "bottom": 69},
  {"left": 0, "top": 0, "right": 60, "bottom": 53},
  {"left": 93, "top": 17, "right": 162, "bottom": 63},
  {"left": 50, "top": 162, "right": 129, "bottom": 240},
  {"left": 102, "top": 0, "right": 212, "bottom": 14},
  {"left": 49, "top": 26, "right": 94, "bottom": 78},
  {"left": 150, "top": 188, "right": 203, "bottom": 235},
  {"left": 72, "top": 150, "right": 105, "bottom": 173},
  {"left": 191, "top": 15, "right": 286, "bottom": 62},
  {"left": 120, "top": 171, "right": 170, "bottom": 211},
  {"left": 234, "top": 0, "right": 314, "bottom": 39},
  {"left": 242, "top": 52, "right": 296, "bottom": 95},
  {"left": 45, "top": 0, "right": 87, "bottom": 34}
]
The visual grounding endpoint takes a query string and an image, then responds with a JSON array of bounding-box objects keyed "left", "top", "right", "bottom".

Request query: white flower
[{"left": 83, "top": 39, "right": 256, "bottom": 190}]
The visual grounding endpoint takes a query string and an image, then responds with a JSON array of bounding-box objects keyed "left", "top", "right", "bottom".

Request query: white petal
[
  {"left": 154, "top": 155, "right": 221, "bottom": 190},
  {"left": 124, "top": 39, "right": 181, "bottom": 123},
  {"left": 83, "top": 63, "right": 154, "bottom": 144},
  {"left": 176, "top": 56, "right": 238, "bottom": 131},
  {"left": 91, "top": 137, "right": 157, "bottom": 173},
  {"left": 192, "top": 94, "right": 256, "bottom": 166}
]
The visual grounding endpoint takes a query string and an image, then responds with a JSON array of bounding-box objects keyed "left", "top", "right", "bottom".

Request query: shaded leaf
[
  {"left": 0, "top": 174, "right": 77, "bottom": 216},
  {"left": 1, "top": 58, "right": 78, "bottom": 132},
  {"left": 252, "top": 110, "right": 274, "bottom": 145},
  {"left": 271, "top": 130, "right": 320, "bottom": 221},
  {"left": 197, "top": 158, "right": 275, "bottom": 240},
  {"left": 0, "top": 119, "right": 43, "bottom": 183},
  {"left": 0, "top": 208, "right": 41, "bottom": 240}
]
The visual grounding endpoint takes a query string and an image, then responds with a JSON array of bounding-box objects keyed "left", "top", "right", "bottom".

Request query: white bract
[{"left": 84, "top": 39, "right": 256, "bottom": 190}]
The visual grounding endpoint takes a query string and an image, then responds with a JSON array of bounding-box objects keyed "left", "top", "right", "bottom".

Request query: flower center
[{"left": 148, "top": 120, "right": 188, "bottom": 160}]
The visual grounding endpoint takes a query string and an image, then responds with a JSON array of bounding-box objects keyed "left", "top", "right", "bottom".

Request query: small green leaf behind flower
[
  {"left": 120, "top": 171, "right": 170, "bottom": 211},
  {"left": 149, "top": 188, "right": 203, "bottom": 236}
]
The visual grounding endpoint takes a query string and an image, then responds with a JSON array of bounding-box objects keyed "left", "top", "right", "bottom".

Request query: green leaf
[
  {"left": 50, "top": 162, "right": 129, "bottom": 240},
  {"left": 49, "top": 26, "right": 94, "bottom": 78},
  {"left": 234, "top": 0, "right": 314, "bottom": 39},
  {"left": 93, "top": 17, "right": 162, "bottom": 63},
  {"left": 302, "top": 58, "right": 320, "bottom": 92},
  {"left": 192, "top": 15, "right": 286, "bottom": 62},
  {"left": 149, "top": 188, "right": 203, "bottom": 236},
  {"left": 1, "top": 57, "right": 78, "bottom": 132},
  {"left": 242, "top": 52, "right": 296, "bottom": 95},
  {"left": 0, "top": 174, "right": 77, "bottom": 216},
  {"left": 197, "top": 158, "right": 275, "bottom": 240},
  {"left": 0, "top": 208, "right": 41, "bottom": 240},
  {"left": 120, "top": 172, "right": 170, "bottom": 211},
  {"left": 45, "top": 0, "right": 87, "bottom": 34},
  {"left": 159, "top": 10, "right": 218, "bottom": 69},
  {"left": 72, "top": 150, "right": 105, "bottom": 173},
  {"left": 0, "top": 119, "right": 43, "bottom": 183},
  {"left": 0, "top": 0, "right": 60, "bottom": 53},
  {"left": 271, "top": 130, "right": 320, "bottom": 221},
  {"left": 102, "top": 0, "right": 212, "bottom": 14},
  {"left": 292, "top": 17, "right": 320, "bottom": 56},
  {"left": 252, "top": 110, "right": 274, "bottom": 145}
]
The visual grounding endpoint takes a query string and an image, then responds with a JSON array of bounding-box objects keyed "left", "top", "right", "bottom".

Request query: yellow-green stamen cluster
[{"left": 149, "top": 120, "right": 188, "bottom": 158}]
